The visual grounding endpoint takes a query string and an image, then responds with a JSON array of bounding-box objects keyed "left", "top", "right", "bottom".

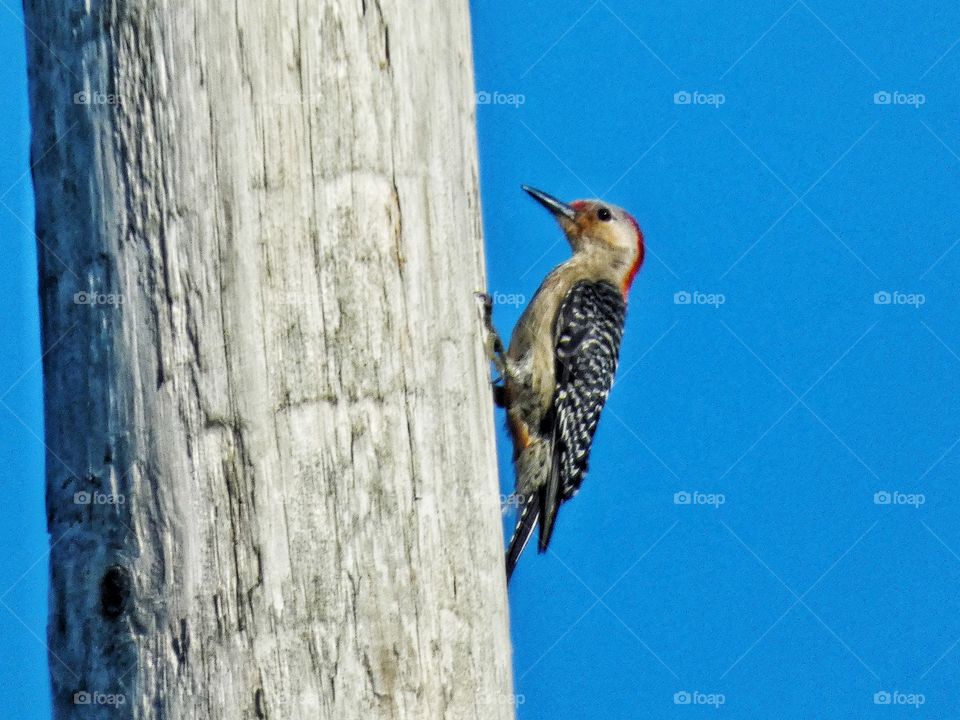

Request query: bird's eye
[{"left": 597, "top": 207, "right": 612, "bottom": 221}]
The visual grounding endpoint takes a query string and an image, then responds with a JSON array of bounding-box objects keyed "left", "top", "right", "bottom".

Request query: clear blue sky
[
  {"left": 0, "top": 2, "right": 48, "bottom": 717},
  {"left": 2, "top": 2, "right": 960, "bottom": 718}
]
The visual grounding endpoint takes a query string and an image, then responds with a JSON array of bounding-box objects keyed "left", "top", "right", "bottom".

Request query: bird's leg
[
  {"left": 474, "top": 292, "right": 508, "bottom": 406},
  {"left": 474, "top": 292, "right": 507, "bottom": 375}
]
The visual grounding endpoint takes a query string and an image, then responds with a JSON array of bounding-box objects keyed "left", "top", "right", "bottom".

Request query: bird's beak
[{"left": 522, "top": 185, "right": 577, "bottom": 220}]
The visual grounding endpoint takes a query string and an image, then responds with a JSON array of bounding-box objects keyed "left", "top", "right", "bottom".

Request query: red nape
[{"left": 621, "top": 213, "right": 645, "bottom": 296}]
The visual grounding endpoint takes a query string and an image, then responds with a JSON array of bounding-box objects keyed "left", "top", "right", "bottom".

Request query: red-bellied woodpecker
[{"left": 478, "top": 185, "right": 645, "bottom": 581}]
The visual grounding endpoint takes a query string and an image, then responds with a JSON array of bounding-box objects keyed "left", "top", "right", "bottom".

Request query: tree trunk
[{"left": 23, "top": 1, "right": 512, "bottom": 718}]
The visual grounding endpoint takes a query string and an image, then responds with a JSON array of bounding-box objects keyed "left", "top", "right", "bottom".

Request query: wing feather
[{"left": 537, "top": 281, "right": 626, "bottom": 551}]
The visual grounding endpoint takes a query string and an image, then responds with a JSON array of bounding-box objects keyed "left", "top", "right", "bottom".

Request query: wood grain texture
[{"left": 23, "top": 1, "right": 513, "bottom": 717}]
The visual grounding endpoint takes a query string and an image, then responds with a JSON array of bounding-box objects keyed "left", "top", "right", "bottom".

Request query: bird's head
[{"left": 522, "top": 185, "right": 645, "bottom": 295}]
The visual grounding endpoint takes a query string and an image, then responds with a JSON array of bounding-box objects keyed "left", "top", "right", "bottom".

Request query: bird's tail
[{"left": 505, "top": 492, "right": 539, "bottom": 581}]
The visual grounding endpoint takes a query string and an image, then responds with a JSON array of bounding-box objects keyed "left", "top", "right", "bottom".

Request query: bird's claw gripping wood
[{"left": 474, "top": 291, "right": 508, "bottom": 407}]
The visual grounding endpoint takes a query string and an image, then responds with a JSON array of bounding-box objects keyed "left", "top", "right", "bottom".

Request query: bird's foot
[{"left": 474, "top": 291, "right": 508, "bottom": 382}]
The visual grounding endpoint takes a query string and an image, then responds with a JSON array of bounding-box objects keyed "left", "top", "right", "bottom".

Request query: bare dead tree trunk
[{"left": 23, "top": 1, "right": 513, "bottom": 718}]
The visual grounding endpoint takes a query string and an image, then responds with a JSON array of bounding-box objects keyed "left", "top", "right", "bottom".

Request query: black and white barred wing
[{"left": 538, "top": 280, "right": 626, "bottom": 550}]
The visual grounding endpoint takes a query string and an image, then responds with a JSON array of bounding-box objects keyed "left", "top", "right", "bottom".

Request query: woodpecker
[{"left": 478, "top": 185, "right": 645, "bottom": 580}]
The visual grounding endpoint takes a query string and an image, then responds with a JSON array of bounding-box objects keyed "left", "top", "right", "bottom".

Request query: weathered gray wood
[{"left": 23, "top": 2, "right": 513, "bottom": 718}]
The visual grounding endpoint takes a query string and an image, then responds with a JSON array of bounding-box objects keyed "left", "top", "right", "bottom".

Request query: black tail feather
[
  {"left": 538, "top": 453, "right": 561, "bottom": 552},
  {"left": 505, "top": 494, "right": 540, "bottom": 581}
]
